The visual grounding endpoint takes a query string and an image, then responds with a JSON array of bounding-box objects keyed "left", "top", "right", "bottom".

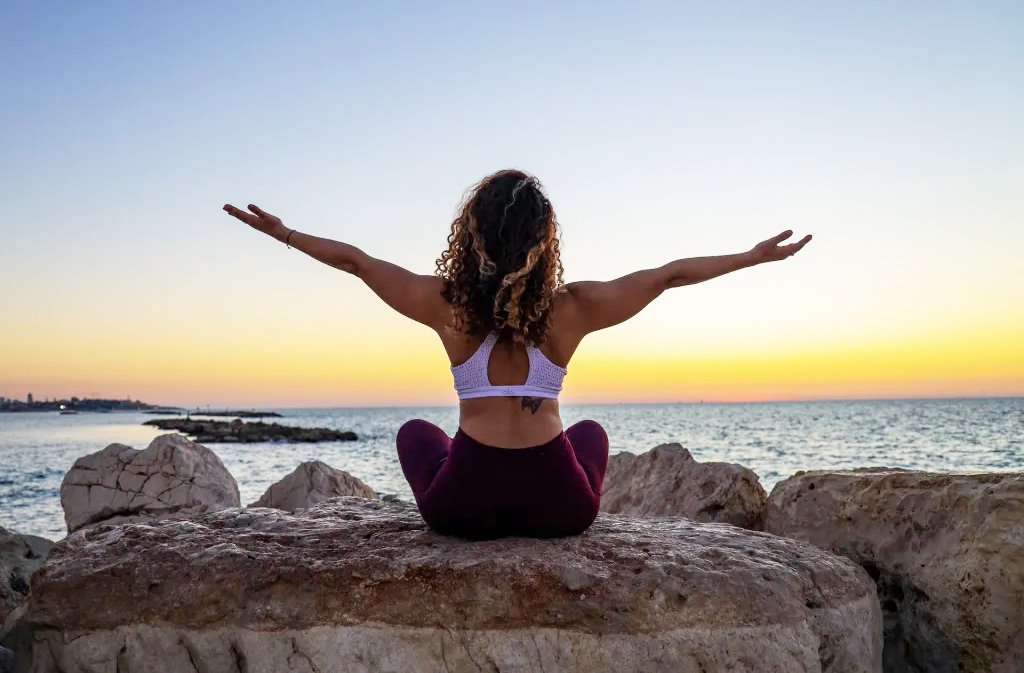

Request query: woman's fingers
[
  {"left": 247, "top": 204, "right": 268, "bottom": 217},
  {"left": 223, "top": 204, "right": 256, "bottom": 225},
  {"left": 768, "top": 229, "right": 794, "bottom": 245},
  {"left": 780, "top": 235, "right": 813, "bottom": 257}
]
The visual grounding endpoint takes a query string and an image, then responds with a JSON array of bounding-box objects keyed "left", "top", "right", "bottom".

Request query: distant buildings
[{"left": 0, "top": 395, "right": 164, "bottom": 413}]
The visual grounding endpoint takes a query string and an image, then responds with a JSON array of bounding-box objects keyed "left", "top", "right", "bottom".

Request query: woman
[{"left": 224, "top": 168, "right": 811, "bottom": 539}]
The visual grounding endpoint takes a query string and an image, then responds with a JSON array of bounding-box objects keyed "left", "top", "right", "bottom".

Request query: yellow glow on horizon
[{"left": 3, "top": 311, "right": 1021, "bottom": 406}]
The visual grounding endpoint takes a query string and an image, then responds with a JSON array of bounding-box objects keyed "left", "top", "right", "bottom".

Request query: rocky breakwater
[
  {"left": 143, "top": 417, "right": 357, "bottom": 443},
  {"left": 59, "top": 433, "right": 240, "bottom": 533},
  {"left": 19, "top": 497, "right": 880, "bottom": 672},
  {"left": 600, "top": 443, "right": 767, "bottom": 530},
  {"left": 764, "top": 468, "right": 1024, "bottom": 673}
]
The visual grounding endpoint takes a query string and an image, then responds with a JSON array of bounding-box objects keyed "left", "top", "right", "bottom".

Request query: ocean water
[{"left": 1, "top": 398, "right": 1021, "bottom": 540}]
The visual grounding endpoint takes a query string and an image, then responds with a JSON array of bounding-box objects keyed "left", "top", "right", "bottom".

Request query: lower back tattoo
[{"left": 520, "top": 397, "right": 543, "bottom": 414}]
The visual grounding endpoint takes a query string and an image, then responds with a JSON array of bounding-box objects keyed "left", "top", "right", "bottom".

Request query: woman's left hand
[
  {"left": 223, "top": 203, "right": 288, "bottom": 241},
  {"left": 748, "top": 230, "right": 813, "bottom": 264}
]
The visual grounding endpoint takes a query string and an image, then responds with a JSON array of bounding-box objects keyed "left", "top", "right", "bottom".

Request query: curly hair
[{"left": 435, "top": 169, "right": 564, "bottom": 347}]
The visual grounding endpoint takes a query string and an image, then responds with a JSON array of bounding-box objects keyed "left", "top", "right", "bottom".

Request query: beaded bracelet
[{"left": 285, "top": 229, "right": 296, "bottom": 249}]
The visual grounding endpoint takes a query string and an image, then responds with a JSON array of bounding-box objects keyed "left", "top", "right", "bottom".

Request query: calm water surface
[{"left": 1, "top": 398, "right": 1021, "bottom": 539}]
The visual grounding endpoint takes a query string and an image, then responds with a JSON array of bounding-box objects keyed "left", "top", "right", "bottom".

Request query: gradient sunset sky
[{"left": 2, "top": 1, "right": 1022, "bottom": 408}]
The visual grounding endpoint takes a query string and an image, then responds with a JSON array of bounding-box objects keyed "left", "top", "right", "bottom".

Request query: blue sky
[{"left": 2, "top": 1, "right": 1022, "bottom": 406}]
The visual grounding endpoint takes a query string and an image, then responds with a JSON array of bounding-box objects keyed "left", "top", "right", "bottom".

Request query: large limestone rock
[
  {"left": 764, "top": 468, "right": 1024, "bottom": 673},
  {"left": 250, "top": 460, "right": 377, "bottom": 510},
  {"left": 59, "top": 433, "right": 240, "bottom": 533},
  {"left": 0, "top": 528, "right": 52, "bottom": 626},
  {"left": 22, "top": 497, "right": 880, "bottom": 672},
  {"left": 600, "top": 443, "right": 768, "bottom": 529}
]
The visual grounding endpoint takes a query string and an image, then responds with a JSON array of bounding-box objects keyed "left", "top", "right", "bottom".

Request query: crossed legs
[{"left": 396, "top": 418, "right": 609, "bottom": 498}]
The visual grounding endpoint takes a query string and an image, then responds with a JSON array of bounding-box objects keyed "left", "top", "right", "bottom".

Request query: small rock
[
  {"left": 250, "top": 461, "right": 378, "bottom": 511},
  {"left": 600, "top": 443, "right": 767, "bottom": 529},
  {"left": 60, "top": 433, "right": 240, "bottom": 533}
]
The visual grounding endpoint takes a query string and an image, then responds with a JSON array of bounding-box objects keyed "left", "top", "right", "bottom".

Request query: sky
[{"left": 1, "top": 1, "right": 1022, "bottom": 408}]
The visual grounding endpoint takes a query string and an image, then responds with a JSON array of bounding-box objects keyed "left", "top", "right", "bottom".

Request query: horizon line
[
  {"left": 3, "top": 393, "right": 1022, "bottom": 411},
  {"left": 162, "top": 393, "right": 1024, "bottom": 411}
]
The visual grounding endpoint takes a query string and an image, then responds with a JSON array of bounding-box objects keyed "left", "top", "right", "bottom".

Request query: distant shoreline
[{"left": 1, "top": 394, "right": 1020, "bottom": 414}]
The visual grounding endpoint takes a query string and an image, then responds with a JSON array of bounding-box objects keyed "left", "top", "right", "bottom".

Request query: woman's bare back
[{"left": 437, "top": 289, "right": 583, "bottom": 447}]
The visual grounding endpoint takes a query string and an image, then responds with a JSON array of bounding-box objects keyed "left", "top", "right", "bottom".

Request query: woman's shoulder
[{"left": 549, "top": 285, "right": 587, "bottom": 338}]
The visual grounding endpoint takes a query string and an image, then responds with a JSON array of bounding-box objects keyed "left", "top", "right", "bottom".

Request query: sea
[{"left": 1, "top": 398, "right": 1022, "bottom": 540}]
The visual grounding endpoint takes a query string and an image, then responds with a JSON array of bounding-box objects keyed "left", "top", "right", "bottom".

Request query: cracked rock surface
[
  {"left": 25, "top": 497, "right": 879, "bottom": 672},
  {"left": 764, "top": 468, "right": 1024, "bottom": 673},
  {"left": 250, "top": 460, "right": 377, "bottom": 510},
  {"left": 600, "top": 443, "right": 768, "bottom": 529},
  {"left": 59, "top": 433, "right": 240, "bottom": 533}
]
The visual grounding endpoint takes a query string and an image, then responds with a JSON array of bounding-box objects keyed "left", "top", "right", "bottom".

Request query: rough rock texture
[
  {"left": 600, "top": 443, "right": 768, "bottom": 529},
  {"left": 764, "top": 468, "right": 1024, "bottom": 673},
  {"left": 0, "top": 644, "right": 14, "bottom": 673},
  {"left": 0, "top": 529, "right": 52, "bottom": 627},
  {"left": 59, "top": 433, "right": 240, "bottom": 533},
  {"left": 23, "top": 497, "right": 880, "bottom": 672},
  {"left": 250, "top": 460, "right": 378, "bottom": 510},
  {"left": 0, "top": 605, "right": 28, "bottom": 673}
]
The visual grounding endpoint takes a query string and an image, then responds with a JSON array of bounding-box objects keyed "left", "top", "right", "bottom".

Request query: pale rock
[
  {"left": 23, "top": 497, "right": 880, "bottom": 672},
  {"left": 764, "top": 468, "right": 1024, "bottom": 673},
  {"left": 600, "top": 443, "right": 767, "bottom": 529},
  {"left": 250, "top": 460, "right": 377, "bottom": 511},
  {"left": 59, "top": 433, "right": 240, "bottom": 533}
]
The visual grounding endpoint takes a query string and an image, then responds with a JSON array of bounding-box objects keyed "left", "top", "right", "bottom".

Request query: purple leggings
[{"left": 396, "top": 419, "right": 609, "bottom": 540}]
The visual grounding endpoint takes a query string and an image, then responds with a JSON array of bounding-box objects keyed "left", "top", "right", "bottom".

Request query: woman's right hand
[
  {"left": 748, "top": 230, "right": 813, "bottom": 264},
  {"left": 223, "top": 203, "right": 288, "bottom": 241}
]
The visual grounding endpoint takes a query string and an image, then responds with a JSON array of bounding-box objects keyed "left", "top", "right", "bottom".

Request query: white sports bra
[{"left": 451, "top": 331, "right": 567, "bottom": 400}]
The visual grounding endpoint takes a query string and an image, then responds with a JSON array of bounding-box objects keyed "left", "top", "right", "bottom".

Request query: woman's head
[{"left": 436, "top": 169, "right": 564, "bottom": 346}]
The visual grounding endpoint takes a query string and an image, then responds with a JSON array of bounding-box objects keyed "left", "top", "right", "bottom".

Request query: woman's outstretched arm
[
  {"left": 223, "top": 203, "right": 447, "bottom": 329},
  {"left": 563, "top": 229, "right": 812, "bottom": 335}
]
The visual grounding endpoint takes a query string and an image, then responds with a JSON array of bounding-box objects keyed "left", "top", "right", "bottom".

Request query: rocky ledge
[
  {"left": 18, "top": 498, "right": 880, "bottom": 672},
  {"left": 143, "top": 418, "right": 357, "bottom": 443},
  {"left": 765, "top": 468, "right": 1024, "bottom": 673}
]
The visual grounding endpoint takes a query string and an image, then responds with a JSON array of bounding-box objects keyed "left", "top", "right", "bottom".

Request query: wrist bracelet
[{"left": 285, "top": 229, "right": 296, "bottom": 248}]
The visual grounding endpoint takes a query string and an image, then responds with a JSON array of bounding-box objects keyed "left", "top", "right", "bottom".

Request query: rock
[
  {"left": 600, "top": 443, "right": 768, "bottom": 529},
  {"left": 0, "top": 528, "right": 52, "bottom": 626},
  {"left": 59, "top": 433, "right": 241, "bottom": 533},
  {"left": 0, "top": 605, "right": 28, "bottom": 673},
  {"left": 142, "top": 417, "right": 358, "bottom": 443},
  {"left": 764, "top": 468, "right": 1024, "bottom": 673},
  {"left": 250, "top": 460, "right": 378, "bottom": 510},
  {"left": 22, "top": 498, "right": 880, "bottom": 672}
]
